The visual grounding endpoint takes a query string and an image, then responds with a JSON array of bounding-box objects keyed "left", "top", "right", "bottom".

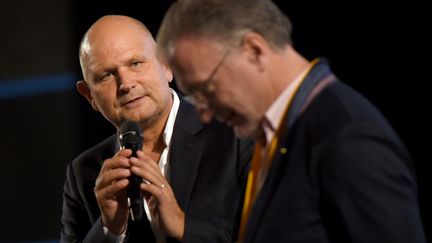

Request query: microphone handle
[
  {"left": 128, "top": 149, "right": 144, "bottom": 222},
  {"left": 129, "top": 174, "right": 144, "bottom": 222}
]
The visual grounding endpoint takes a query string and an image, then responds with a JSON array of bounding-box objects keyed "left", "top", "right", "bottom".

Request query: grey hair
[{"left": 157, "top": 0, "right": 293, "bottom": 60}]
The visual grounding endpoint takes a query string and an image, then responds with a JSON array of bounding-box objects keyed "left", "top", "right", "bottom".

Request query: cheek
[
  {"left": 216, "top": 77, "right": 249, "bottom": 109},
  {"left": 92, "top": 86, "right": 117, "bottom": 109},
  {"left": 149, "top": 81, "right": 171, "bottom": 104}
]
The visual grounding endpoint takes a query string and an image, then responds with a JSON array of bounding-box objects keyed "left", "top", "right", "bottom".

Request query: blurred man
[
  {"left": 156, "top": 0, "right": 427, "bottom": 242},
  {"left": 61, "top": 15, "right": 252, "bottom": 243}
]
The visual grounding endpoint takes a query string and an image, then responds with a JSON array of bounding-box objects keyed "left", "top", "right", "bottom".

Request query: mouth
[{"left": 120, "top": 96, "right": 145, "bottom": 107}]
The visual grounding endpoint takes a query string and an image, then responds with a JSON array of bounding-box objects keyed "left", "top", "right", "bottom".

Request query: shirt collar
[
  {"left": 262, "top": 65, "right": 310, "bottom": 146},
  {"left": 163, "top": 88, "right": 180, "bottom": 149}
]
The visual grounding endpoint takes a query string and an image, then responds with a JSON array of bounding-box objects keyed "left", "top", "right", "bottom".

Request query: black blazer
[
  {"left": 243, "top": 60, "right": 426, "bottom": 243},
  {"left": 61, "top": 98, "right": 253, "bottom": 243}
]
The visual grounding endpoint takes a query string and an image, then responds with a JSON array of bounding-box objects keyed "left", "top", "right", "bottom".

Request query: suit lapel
[
  {"left": 168, "top": 98, "right": 204, "bottom": 210},
  {"left": 244, "top": 60, "right": 335, "bottom": 241},
  {"left": 286, "top": 59, "right": 334, "bottom": 129}
]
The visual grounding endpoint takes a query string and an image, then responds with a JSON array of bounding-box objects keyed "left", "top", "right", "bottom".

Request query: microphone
[{"left": 119, "top": 120, "right": 144, "bottom": 222}]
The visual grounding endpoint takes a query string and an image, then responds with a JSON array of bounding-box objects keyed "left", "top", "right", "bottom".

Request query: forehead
[
  {"left": 174, "top": 36, "right": 222, "bottom": 59},
  {"left": 96, "top": 34, "right": 152, "bottom": 57},
  {"left": 171, "top": 37, "right": 224, "bottom": 82},
  {"left": 83, "top": 24, "right": 155, "bottom": 67}
]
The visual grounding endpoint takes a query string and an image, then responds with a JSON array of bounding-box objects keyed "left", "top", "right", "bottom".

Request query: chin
[
  {"left": 125, "top": 107, "right": 157, "bottom": 121},
  {"left": 234, "top": 124, "right": 260, "bottom": 140},
  {"left": 233, "top": 128, "right": 247, "bottom": 139}
]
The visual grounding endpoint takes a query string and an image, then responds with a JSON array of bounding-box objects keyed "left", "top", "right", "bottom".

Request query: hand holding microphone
[
  {"left": 117, "top": 120, "right": 185, "bottom": 240},
  {"left": 94, "top": 120, "right": 149, "bottom": 234},
  {"left": 119, "top": 120, "right": 145, "bottom": 222}
]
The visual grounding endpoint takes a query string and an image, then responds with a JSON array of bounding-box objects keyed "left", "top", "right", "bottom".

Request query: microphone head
[{"left": 119, "top": 120, "right": 143, "bottom": 153}]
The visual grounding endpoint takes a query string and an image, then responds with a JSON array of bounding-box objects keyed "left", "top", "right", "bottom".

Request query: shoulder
[
  {"left": 298, "top": 81, "right": 415, "bottom": 180},
  {"left": 303, "top": 81, "right": 401, "bottom": 145}
]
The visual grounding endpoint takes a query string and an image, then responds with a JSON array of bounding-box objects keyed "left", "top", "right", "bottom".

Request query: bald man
[{"left": 61, "top": 15, "right": 252, "bottom": 243}]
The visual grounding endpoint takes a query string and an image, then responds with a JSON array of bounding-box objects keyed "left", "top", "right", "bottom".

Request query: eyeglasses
[{"left": 185, "top": 50, "right": 231, "bottom": 108}]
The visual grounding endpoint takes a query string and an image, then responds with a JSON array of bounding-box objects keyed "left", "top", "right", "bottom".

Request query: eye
[
  {"left": 101, "top": 71, "right": 113, "bottom": 80},
  {"left": 130, "top": 61, "right": 142, "bottom": 68}
]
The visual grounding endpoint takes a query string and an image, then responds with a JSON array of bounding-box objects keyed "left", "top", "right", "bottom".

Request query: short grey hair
[{"left": 157, "top": 0, "right": 293, "bottom": 60}]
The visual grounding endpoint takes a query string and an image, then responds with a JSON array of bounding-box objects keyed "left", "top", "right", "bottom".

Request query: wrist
[
  {"left": 173, "top": 211, "right": 185, "bottom": 241},
  {"left": 102, "top": 216, "right": 127, "bottom": 235}
]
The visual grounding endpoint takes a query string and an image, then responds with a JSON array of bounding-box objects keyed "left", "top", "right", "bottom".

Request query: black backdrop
[{"left": 0, "top": 0, "right": 429, "bottom": 242}]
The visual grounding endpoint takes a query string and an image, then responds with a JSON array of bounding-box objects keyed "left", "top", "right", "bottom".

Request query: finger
[
  {"left": 129, "top": 156, "right": 165, "bottom": 186},
  {"left": 129, "top": 157, "right": 162, "bottom": 179},
  {"left": 136, "top": 150, "right": 161, "bottom": 169},
  {"left": 95, "top": 178, "right": 129, "bottom": 201},
  {"left": 97, "top": 150, "right": 133, "bottom": 187},
  {"left": 95, "top": 167, "right": 131, "bottom": 190},
  {"left": 141, "top": 182, "right": 167, "bottom": 202},
  {"left": 129, "top": 151, "right": 169, "bottom": 195},
  {"left": 130, "top": 165, "right": 167, "bottom": 190},
  {"left": 116, "top": 148, "right": 133, "bottom": 157},
  {"left": 100, "top": 153, "right": 131, "bottom": 172}
]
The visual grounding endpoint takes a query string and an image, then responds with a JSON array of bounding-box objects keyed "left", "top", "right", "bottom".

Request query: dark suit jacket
[
  {"left": 243, "top": 60, "right": 426, "bottom": 243},
  {"left": 61, "top": 98, "right": 253, "bottom": 243}
]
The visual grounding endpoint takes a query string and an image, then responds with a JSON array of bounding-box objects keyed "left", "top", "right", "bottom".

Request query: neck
[
  {"left": 269, "top": 46, "right": 310, "bottom": 99},
  {"left": 142, "top": 122, "right": 166, "bottom": 154},
  {"left": 140, "top": 96, "right": 173, "bottom": 161}
]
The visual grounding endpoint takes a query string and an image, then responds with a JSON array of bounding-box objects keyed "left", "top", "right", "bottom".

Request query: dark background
[{"left": 0, "top": 0, "right": 429, "bottom": 242}]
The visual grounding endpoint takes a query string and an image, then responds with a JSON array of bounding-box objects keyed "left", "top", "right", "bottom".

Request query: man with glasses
[
  {"left": 157, "top": 0, "right": 426, "bottom": 242},
  {"left": 61, "top": 15, "right": 253, "bottom": 243}
]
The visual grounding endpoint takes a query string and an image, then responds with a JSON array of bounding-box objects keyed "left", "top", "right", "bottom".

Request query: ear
[
  {"left": 156, "top": 47, "right": 174, "bottom": 83},
  {"left": 241, "top": 32, "right": 270, "bottom": 71},
  {"left": 162, "top": 62, "right": 174, "bottom": 84},
  {"left": 76, "top": 80, "right": 99, "bottom": 111}
]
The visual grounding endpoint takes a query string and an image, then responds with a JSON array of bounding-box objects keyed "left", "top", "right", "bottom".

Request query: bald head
[
  {"left": 75, "top": 14, "right": 174, "bottom": 129},
  {"left": 79, "top": 15, "right": 156, "bottom": 77}
]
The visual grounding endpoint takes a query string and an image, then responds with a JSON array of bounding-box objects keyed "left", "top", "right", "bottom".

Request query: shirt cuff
[{"left": 102, "top": 224, "right": 127, "bottom": 243}]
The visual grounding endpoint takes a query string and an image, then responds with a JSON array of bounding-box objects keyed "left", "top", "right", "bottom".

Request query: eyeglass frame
[{"left": 183, "top": 50, "right": 231, "bottom": 108}]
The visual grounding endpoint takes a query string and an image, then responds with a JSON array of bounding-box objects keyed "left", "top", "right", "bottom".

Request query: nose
[{"left": 118, "top": 68, "right": 136, "bottom": 92}]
